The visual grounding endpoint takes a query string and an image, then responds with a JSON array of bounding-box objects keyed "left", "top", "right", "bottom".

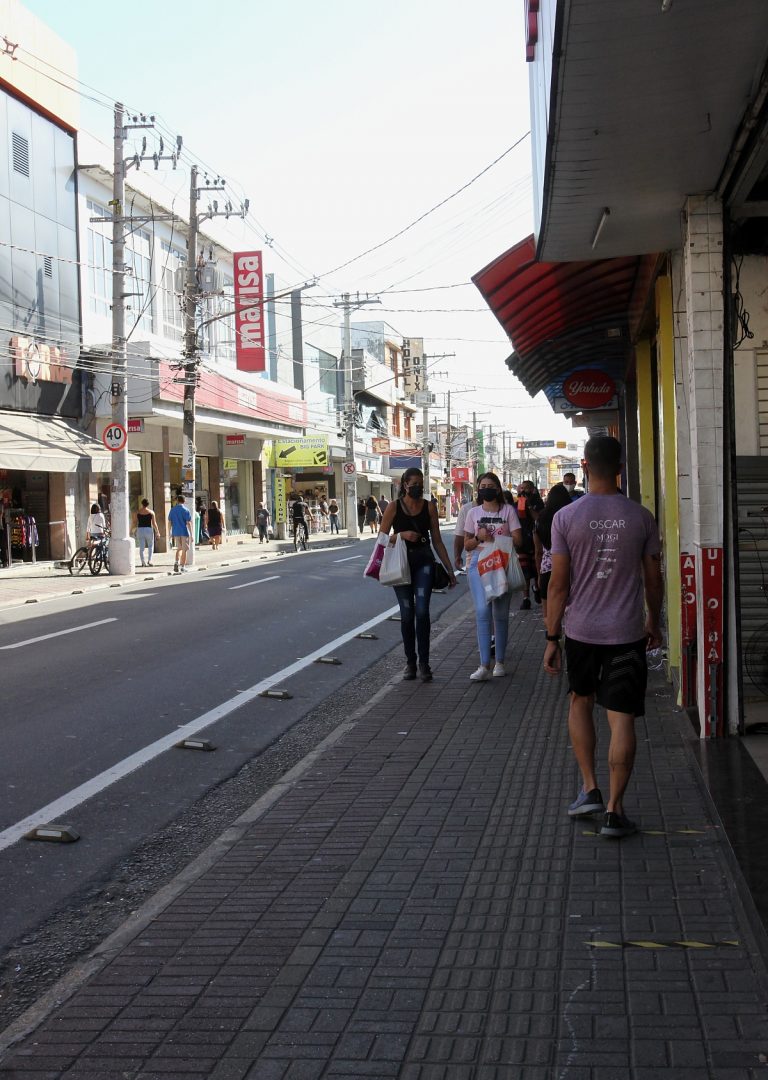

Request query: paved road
[{"left": 0, "top": 541, "right": 465, "bottom": 951}]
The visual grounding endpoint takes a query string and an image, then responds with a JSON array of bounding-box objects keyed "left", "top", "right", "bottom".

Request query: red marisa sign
[
  {"left": 233, "top": 251, "right": 265, "bottom": 372},
  {"left": 562, "top": 370, "right": 617, "bottom": 410}
]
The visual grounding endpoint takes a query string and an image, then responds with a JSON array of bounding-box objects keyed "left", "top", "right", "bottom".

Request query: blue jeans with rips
[
  {"left": 467, "top": 554, "right": 511, "bottom": 667},
  {"left": 393, "top": 558, "right": 434, "bottom": 666}
]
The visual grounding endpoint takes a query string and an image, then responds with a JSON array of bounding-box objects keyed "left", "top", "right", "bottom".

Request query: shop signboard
[
  {"left": 127, "top": 418, "right": 144, "bottom": 434},
  {"left": 372, "top": 437, "right": 390, "bottom": 454},
  {"left": 562, "top": 370, "right": 616, "bottom": 410},
  {"left": 233, "top": 251, "right": 265, "bottom": 372},
  {"left": 401, "top": 337, "right": 424, "bottom": 397},
  {"left": 226, "top": 434, "right": 246, "bottom": 446},
  {"left": 389, "top": 453, "right": 421, "bottom": 471},
  {"left": 451, "top": 466, "right": 470, "bottom": 483},
  {"left": 274, "top": 475, "right": 288, "bottom": 524},
  {"left": 271, "top": 436, "right": 329, "bottom": 468},
  {"left": 701, "top": 546, "right": 724, "bottom": 737}
]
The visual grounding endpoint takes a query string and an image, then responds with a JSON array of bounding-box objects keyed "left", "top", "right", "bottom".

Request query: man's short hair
[
  {"left": 563, "top": 472, "right": 576, "bottom": 482},
  {"left": 176, "top": 494, "right": 185, "bottom": 503},
  {"left": 584, "top": 436, "right": 622, "bottom": 478}
]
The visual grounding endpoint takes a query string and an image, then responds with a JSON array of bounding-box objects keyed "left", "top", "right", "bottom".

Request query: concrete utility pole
[
  {"left": 109, "top": 102, "right": 132, "bottom": 576},
  {"left": 444, "top": 389, "right": 452, "bottom": 523},
  {"left": 180, "top": 168, "right": 245, "bottom": 565},
  {"left": 101, "top": 104, "right": 182, "bottom": 574},
  {"left": 420, "top": 353, "right": 454, "bottom": 497},
  {"left": 333, "top": 292, "right": 380, "bottom": 539}
]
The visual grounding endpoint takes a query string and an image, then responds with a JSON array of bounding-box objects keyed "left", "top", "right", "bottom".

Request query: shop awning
[
  {"left": 472, "top": 235, "right": 653, "bottom": 398},
  {"left": 0, "top": 412, "right": 141, "bottom": 473},
  {"left": 360, "top": 472, "right": 393, "bottom": 485}
]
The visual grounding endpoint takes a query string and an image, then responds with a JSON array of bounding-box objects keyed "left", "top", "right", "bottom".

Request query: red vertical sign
[
  {"left": 233, "top": 251, "right": 265, "bottom": 372},
  {"left": 701, "top": 546, "right": 724, "bottom": 737},
  {"left": 680, "top": 553, "right": 697, "bottom": 707}
]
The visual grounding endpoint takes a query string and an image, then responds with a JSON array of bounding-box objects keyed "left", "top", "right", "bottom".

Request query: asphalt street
[{"left": 0, "top": 539, "right": 465, "bottom": 953}]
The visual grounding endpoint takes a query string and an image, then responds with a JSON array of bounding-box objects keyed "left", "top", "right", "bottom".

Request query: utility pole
[
  {"left": 109, "top": 102, "right": 131, "bottom": 576},
  {"left": 333, "top": 292, "right": 380, "bottom": 539},
  {"left": 99, "top": 105, "right": 182, "bottom": 574},
  {"left": 420, "top": 353, "right": 454, "bottom": 498},
  {"left": 444, "top": 389, "right": 452, "bottom": 523},
  {"left": 180, "top": 167, "right": 246, "bottom": 565},
  {"left": 472, "top": 411, "right": 478, "bottom": 481}
]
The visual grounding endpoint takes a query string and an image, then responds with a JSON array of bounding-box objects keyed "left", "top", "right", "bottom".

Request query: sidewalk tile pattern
[{"left": 2, "top": 614, "right": 768, "bottom": 1078}]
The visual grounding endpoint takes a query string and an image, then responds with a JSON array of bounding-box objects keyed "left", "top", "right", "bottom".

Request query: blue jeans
[
  {"left": 467, "top": 554, "right": 511, "bottom": 666},
  {"left": 329, "top": 513, "right": 340, "bottom": 533},
  {"left": 393, "top": 558, "right": 434, "bottom": 666},
  {"left": 137, "top": 526, "right": 155, "bottom": 565}
]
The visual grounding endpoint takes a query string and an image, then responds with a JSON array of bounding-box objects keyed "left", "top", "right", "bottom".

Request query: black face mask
[
  {"left": 407, "top": 484, "right": 424, "bottom": 499},
  {"left": 478, "top": 487, "right": 499, "bottom": 501}
]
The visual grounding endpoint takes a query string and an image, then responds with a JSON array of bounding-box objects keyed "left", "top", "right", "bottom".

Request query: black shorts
[
  {"left": 539, "top": 570, "right": 551, "bottom": 599},
  {"left": 564, "top": 637, "right": 648, "bottom": 716}
]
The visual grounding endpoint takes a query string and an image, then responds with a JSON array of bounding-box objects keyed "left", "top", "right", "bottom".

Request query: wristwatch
[{"left": 545, "top": 633, "right": 562, "bottom": 642}]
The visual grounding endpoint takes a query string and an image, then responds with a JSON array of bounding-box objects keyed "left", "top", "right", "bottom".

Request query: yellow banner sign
[
  {"left": 274, "top": 475, "right": 288, "bottom": 524},
  {"left": 271, "top": 436, "right": 329, "bottom": 469}
]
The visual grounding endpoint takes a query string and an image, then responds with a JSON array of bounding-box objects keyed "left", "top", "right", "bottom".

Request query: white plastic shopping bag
[
  {"left": 477, "top": 537, "right": 511, "bottom": 601},
  {"left": 379, "top": 534, "right": 411, "bottom": 586}
]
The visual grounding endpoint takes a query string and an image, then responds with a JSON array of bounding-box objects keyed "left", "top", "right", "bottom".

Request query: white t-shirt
[
  {"left": 464, "top": 503, "right": 521, "bottom": 547},
  {"left": 87, "top": 512, "right": 106, "bottom": 538}
]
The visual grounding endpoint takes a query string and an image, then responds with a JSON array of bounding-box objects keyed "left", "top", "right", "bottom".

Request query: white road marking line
[
  {"left": 228, "top": 575, "right": 281, "bottom": 591},
  {"left": 334, "top": 555, "right": 362, "bottom": 563},
  {"left": 0, "top": 618, "right": 118, "bottom": 650},
  {"left": 0, "top": 603, "right": 399, "bottom": 854}
]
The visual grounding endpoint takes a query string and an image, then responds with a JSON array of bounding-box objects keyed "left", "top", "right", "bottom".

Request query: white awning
[
  {"left": 0, "top": 412, "right": 141, "bottom": 473},
  {"left": 359, "top": 472, "right": 394, "bottom": 485}
]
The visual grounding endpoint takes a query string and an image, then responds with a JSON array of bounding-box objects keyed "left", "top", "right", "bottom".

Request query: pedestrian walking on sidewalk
[
  {"left": 207, "top": 501, "right": 224, "bottom": 550},
  {"left": 135, "top": 498, "right": 160, "bottom": 567},
  {"left": 379, "top": 467, "right": 456, "bottom": 683},
  {"left": 533, "top": 483, "right": 573, "bottom": 621},
  {"left": 328, "top": 498, "right": 340, "bottom": 534},
  {"left": 515, "top": 481, "right": 543, "bottom": 609},
  {"left": 168, "top": 495, "right": 193, "bottom": 573},
  {"left": 543, "top": 436, "right": 663, "bottom": 838},
  {"left": 365, "top": 495, "right": 380, "bottom": 533},
  {"left": 463, "top": 472, "right": 523, "bottom": 681},
  {"left": 255, "top": 502, "right": 270, "bottom": 543}
]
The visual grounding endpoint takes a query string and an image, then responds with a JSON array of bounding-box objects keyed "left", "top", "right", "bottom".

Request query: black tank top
[
  {"left": 137, "top": 511, "right": 152, "bottom": 527},
  {"left": 392, "top": 498, "right": 432, "bottom": 550}
]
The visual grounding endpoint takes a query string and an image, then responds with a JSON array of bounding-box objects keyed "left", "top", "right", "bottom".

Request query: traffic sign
[
  {"left": 342, "top": 461, "right": 357, "bottom": 476},
  {"left": 102, "top": 423, "right": 127, "bottom": 452}
]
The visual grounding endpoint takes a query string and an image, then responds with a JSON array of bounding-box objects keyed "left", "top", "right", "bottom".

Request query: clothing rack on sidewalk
[{"left": 2, "top": 508, "right": 38, "bottom": 567}]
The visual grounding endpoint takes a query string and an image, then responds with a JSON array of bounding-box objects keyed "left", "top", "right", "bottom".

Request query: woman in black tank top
[{"left": 378, "top": 468, "right": 456, "bottom": 682}]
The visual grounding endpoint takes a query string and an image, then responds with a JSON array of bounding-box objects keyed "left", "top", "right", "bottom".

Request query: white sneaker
[
  {"left": 470, "top": 666, "right": 491, "bottom": 681},
  {"left": 492, "top": 662, "right": 506, "bottom": 677}
]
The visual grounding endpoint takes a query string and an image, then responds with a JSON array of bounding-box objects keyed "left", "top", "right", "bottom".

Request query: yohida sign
[
  {"left": 233, "top": 251, "right": 265, "bottom": 372},
  {"left": 562, "top": 370, "right": 616, "bottom": 410}
]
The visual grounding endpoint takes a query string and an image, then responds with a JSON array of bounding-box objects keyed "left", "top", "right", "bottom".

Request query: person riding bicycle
[
  {"left": 86, "top": 503, "right": 107, "bottom": 548},
  {"left": 291, "top": 495, "right": 310, "bottom": 544}
]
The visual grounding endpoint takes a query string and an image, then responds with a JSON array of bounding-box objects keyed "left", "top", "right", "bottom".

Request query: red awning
[{"left": 472, "top": 235, "right": 651, "bottom": 397}]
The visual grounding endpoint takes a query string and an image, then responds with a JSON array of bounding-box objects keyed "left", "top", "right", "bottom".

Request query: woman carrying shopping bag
[
  {"left": 463, "top": 472, "right": 523, "bottom": 681},
  {"left": 379, "top": 467, "right": 456, "bottom": 682}
]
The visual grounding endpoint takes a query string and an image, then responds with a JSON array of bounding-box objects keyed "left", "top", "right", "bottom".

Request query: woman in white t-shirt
[
  {"left": 86, "top": 503, "right": 107, "bottom": 547},
  {"left": 463, "top": 473, "right": 522, "bottom": 681}
]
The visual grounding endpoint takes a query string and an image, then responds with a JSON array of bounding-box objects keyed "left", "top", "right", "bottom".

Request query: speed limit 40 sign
[{"left": 102, "top": 423, "right": 127, "bottom": 452}]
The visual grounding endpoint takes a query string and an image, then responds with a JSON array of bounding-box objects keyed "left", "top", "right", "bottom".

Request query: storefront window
[{"left": 223, "top": 459, "right": 251, "bottom": 533}]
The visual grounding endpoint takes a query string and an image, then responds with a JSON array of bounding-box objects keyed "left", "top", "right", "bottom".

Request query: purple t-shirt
[{"left": 550, "top": 493, "right": 661, "bottom": 644}]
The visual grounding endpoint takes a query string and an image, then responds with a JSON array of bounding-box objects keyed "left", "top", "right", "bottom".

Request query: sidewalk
[
  {"left": 2, "top": 611, "right": 768, "bottom": 1078},
  {"left": 0, "top": 529, "right": 367, "bottom": 611}
]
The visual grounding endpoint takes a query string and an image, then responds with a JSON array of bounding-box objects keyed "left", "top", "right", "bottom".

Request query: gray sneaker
[
  {"left": 568, "top": 787, "right": 606, "bottom": 817},
  {"left": 600, "top": 812, "right": 637, "bottom": 839}
]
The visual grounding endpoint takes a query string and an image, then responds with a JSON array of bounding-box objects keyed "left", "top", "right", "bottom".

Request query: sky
[{"left": 23, "top": 0, "right": 580, "bottom": 454}]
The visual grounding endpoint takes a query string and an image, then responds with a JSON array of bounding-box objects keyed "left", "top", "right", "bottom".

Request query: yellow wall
[
  {"left": 655, "top": 273, "right": 681, "bottom": 675},
  {"left": 635, "top": 339, "right": 655, "bottom": 512}
]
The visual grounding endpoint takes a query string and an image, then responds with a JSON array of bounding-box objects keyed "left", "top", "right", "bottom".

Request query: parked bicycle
[{"left": 68, "top": 531, "right": 110, "bottom": 576}]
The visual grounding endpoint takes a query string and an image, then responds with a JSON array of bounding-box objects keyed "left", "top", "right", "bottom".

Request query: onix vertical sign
[{"left": 233, "top": 251, "right": 265, "bottom": 372}]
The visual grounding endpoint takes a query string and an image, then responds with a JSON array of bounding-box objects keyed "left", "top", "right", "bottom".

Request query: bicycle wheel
[
  {"left": 69, "top": 547, "right": 89, "bottom": 575},
  {"left": 89, "top": 546, "right": 105, "bottom": 575},
  {"left": 293, "top": 525, "right": 299, "bottom": 553},
  {"left": 300, "top": 525, "right": 308, "bottom": 552}
]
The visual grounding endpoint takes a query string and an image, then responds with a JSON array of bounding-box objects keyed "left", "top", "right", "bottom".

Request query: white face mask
[{"left": 563, "top": 483, "right": 575, "bottom": 493}]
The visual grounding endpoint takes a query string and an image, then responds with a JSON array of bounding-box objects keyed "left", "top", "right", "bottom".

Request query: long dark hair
[
  {"left": 535, "top": 483, "right": 573, "bottom": 549},
  {"left": 475, "top": 471, "right": 502, "bottom": 506},
  {"left": 398, "top": 467, "right": 424, "bottom": 499}
]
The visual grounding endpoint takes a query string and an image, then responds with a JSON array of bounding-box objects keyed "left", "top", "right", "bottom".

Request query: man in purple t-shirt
[{"left": 543, "top": 436, "right": 663, "bottom": 839}]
